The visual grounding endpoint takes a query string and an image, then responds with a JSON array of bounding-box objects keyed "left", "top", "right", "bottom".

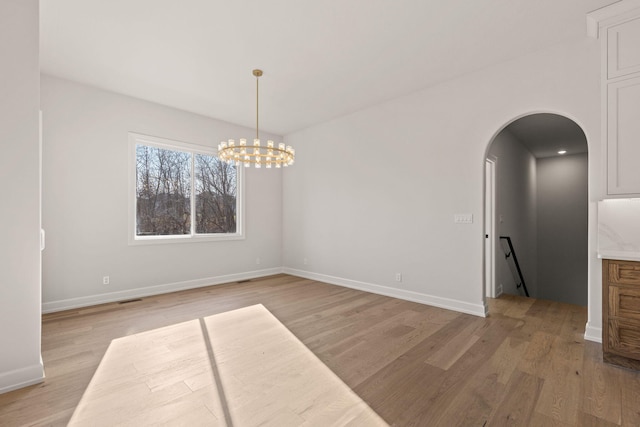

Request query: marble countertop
[{"left": 598, "top": 199, "right": 640, "bottom": 262}]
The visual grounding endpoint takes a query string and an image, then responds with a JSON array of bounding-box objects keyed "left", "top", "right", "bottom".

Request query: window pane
[
  {"left": 136, "top": 145, "right": 191, "bottom": 236},
  {"left": 195, "top": 154, "right": 237, "bottom": 233}
]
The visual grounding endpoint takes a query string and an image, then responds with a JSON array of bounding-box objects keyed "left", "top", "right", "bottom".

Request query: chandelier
[{"left": 218, "top": 69, "right": 295, "bottom": 168}]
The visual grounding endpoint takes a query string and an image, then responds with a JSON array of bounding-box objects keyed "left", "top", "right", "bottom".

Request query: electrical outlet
[
  {"left": 303, "top": 258, "right": 308, "bottom": 265},
  {"left": 395, "top": 273, "right": 402, "bottom": 282},
  {"left": 103, "top": 276, "right": 110, "bottom": 285},
  {"left": 256, "top": 257, "right": 261, "bottom": 265}
]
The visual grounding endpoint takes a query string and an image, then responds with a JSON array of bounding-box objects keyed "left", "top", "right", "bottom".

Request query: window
[{"left": 129, "top": 133, "right": 243, "bottom": 244}]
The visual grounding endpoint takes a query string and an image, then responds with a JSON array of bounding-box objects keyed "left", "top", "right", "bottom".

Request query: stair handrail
[{"left": 499, "top": 236, "right": 530, "bottom": 297}]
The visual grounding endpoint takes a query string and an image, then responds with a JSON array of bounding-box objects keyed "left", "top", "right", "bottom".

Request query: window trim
[{"left": 128, "top": 132, "right": 244, "bottom": 245}]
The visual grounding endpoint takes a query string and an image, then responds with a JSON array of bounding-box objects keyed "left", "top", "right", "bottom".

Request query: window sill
[{"left": 128, "top": 233, "right": 245, "bottom": 246}]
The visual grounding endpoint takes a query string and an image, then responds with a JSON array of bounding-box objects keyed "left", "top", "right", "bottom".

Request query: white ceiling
[{"left": 40, "top": 0, "right": 618, "bottom": 136}]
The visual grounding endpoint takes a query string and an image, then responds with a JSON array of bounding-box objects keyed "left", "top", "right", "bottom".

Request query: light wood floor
[{"left": 1, "top": 274, "right": 639, "bottom": 426}]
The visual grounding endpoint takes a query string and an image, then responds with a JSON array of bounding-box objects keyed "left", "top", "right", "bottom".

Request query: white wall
[
  {"left": 283, "top": 36, "right": 604, "bottom": 336},
  {"left": 0, "top": 0, "right": 44, "bottom": 393},
  {"left": 488, "top": 130, "right": 538, "bottom": 298},
  {"left": 41, "top": 75, "right": 284, "bottom": 311},
  {"left": 537, "top": 153, "right": 588, "bottom": 305}
]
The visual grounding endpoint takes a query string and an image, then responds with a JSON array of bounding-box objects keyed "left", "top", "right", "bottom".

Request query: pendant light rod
[{"left": 253, "top": 69, "right": 262, "bottom": 141}]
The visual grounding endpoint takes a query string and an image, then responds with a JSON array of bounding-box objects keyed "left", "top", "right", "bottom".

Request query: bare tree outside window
[
  {"left": 136, "top": 145, "right": 191, "bottom": 235},
  {"left": 195, "top": 154, "right": 237, "bottom": 233}
]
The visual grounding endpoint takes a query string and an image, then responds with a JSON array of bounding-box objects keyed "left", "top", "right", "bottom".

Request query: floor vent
[{"left": 237, "top": 279, "right": 252, "bottom": 283}]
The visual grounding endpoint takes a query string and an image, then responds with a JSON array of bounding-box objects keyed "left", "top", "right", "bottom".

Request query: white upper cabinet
[
  {"left": 608, "top": 76, "right": 640, "bottom": 195},
  {"left": 589, "top": 1, "right": 640, "bottom": 196},
  {"left": 607, "top": 17, "right": 640, "bottom": 79}
]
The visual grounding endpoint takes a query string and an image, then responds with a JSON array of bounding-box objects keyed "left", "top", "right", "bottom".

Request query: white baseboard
[
  {"left": 0, "top": 362, "right": 44, "bottom": 395},
  {"left": 283, "top": 268, "right": 488, "bottom": 317},
  {"left": 42, "top": 268, "right": 283, "bottom": 313},
  {"left": 584, "top": 322, "right": 602, "bottom": 343},
  {"left": 43, "top": 267, "right": 489, "bottom": 317}
]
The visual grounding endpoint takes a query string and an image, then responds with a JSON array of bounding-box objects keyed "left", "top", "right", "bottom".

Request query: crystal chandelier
[{"left": 218, "top": 69, "right": 295, "bottom": 168}]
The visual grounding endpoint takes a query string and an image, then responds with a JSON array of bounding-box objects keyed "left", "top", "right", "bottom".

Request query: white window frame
[{"left": 128, "top": 132, "right": 244, "bottom": 245}]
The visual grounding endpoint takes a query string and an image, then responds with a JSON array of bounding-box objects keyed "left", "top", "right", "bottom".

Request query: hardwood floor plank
[
  {"left": 528, "top": 411, "right": 573, "bottom": 426},
  {"left": 581, "top": 342, "right": 623, "bottom": 425},
  {"left": 488, "top": 336, "right": 530, "bottom": 385},
  {"left": 425, "top": 317, "right": 483, "bottom": 370},
  {"left": 619, "top": 359, "right": 640, "bottom": 426},
  {"left": 518, "top": 331, "right": 556, "bottom": 377},
  {"left": 533, "top": 334, "right": 585, "bottom": 424},
  {"left": 426, "top": 351, "right": 508, "bottom": 426},
  {"left": 534, "top": 357, "right": 581, "bottom": 424},
  {"left": 576, "top": 411, "right": 621, "bottom": 427},
  {"left": 487, "top": 370, "right": 544, "bottom": 426}
]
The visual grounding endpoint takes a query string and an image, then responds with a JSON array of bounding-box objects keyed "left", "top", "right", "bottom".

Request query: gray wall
[
  {"left": 537, "top": 153, "right": 588, "bottom": 305},
  {"left": 488, "top": 130, "right": 538, "bottom": 298}
]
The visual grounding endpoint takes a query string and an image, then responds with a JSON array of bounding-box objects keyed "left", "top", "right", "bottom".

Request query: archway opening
[{"left": 484, "top": 113, "right": 588, "bottom": 306}]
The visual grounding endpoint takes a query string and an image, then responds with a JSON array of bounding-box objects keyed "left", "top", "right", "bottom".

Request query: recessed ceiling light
[{"left": 558, "top": 150, "right": 567, "bottom": 155}]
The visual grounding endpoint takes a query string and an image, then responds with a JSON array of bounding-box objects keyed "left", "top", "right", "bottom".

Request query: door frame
[{"left": 485, "top": 155, "right": 497, "bottom": 298}]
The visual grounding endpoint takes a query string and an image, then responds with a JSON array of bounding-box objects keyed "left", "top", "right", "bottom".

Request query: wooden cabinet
[{"left": 603, "top": 259, "right": 640, "bottom": 370}]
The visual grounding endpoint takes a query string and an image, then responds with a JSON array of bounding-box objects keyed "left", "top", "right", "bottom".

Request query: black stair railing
[{"left": 499, "top": 236, "right": 530, "bottom": 297}]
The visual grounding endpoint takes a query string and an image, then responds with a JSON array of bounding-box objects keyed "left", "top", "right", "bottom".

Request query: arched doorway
[{"left": 484, "top": 113, "right": 588, "bottom": 306}]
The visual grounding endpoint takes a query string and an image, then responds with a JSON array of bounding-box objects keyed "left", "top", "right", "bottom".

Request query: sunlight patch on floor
[{"left": 69, "top": 304, "right": 388, "bottom": 426}]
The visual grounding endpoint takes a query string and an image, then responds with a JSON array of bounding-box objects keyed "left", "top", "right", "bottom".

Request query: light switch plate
[{"left": 454, "top": 213, "right": 473, "bottom": 224}]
